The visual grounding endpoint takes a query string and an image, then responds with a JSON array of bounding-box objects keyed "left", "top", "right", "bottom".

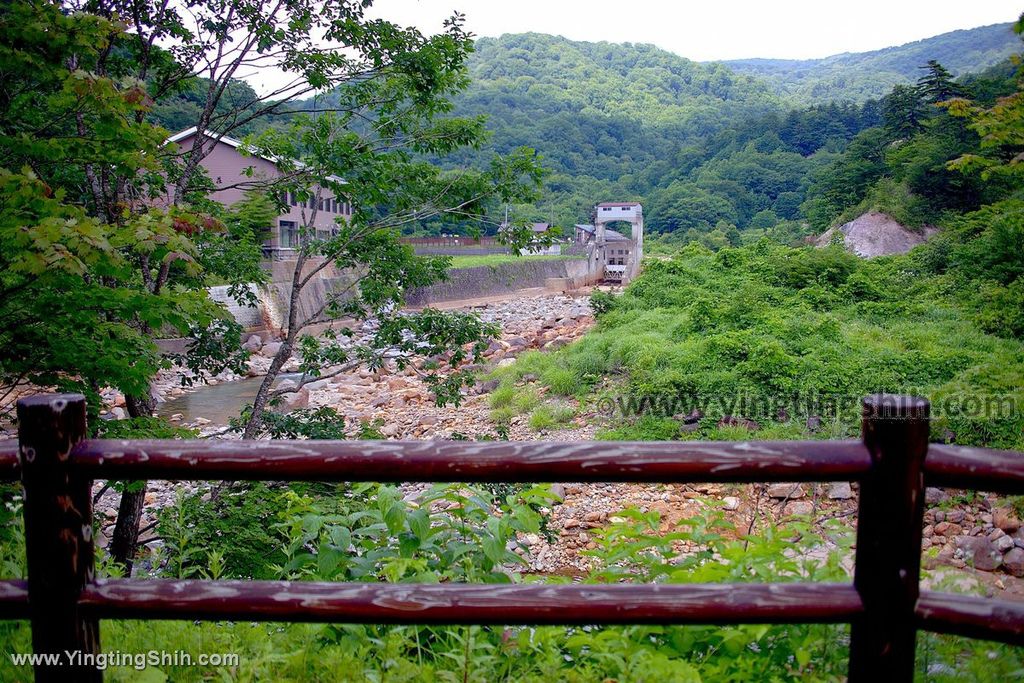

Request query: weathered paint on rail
[
  {"left": 72, "top": 439, "right": 873, "bottom": 483},
  {"left": 80, "top": 579, "right": 864, "bottom": 624},
  {"left": 916, "top": 590, "right": 1024, "bottom": 645},
  {"left": 925, "top": 444, "right": 1024, "bottom": 495}
]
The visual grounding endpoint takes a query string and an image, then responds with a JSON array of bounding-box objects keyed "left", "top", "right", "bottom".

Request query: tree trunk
[
  {"left": 241, "top": 249, "right": 308, "bottom": 439},
  {"left": 107, "top": 482, "right": 146, "bottom": 575},
  {"left": 241, "top": 339, "right": 292, "bottom": 439},
  {"left": 109, "top": 392, "right": 156, "bottom": 572}
]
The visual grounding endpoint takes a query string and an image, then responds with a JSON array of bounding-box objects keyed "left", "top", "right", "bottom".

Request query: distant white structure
[{"left": 574, "top": 202, "right": 644, "bottom": 283}]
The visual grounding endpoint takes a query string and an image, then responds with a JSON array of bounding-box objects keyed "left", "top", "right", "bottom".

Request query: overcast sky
[{"left": 366, "top": 0, "right": 1018, "bottom": 61}]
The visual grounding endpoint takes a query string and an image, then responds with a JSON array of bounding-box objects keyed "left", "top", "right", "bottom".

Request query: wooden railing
[{"left": 1, "top": 393, "right": 1023, "bottom": 681}]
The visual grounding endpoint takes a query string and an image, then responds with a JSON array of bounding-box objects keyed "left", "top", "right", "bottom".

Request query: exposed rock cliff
[{"left": 816, "top": 211, "right": 938, "bottom": 257}]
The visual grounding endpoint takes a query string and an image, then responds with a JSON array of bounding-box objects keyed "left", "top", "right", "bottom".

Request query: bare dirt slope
[{"left": 817, "top": 211, "right": 938, "bottom": 257}]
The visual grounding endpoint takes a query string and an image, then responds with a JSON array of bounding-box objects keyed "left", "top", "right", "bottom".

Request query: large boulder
[
  {"left": 816, "top": 211, "right": 938, "bottom": 258},
  {"left": 957, "top": 536, "right": 1002, "bottom": 572},
  {"left": 261, "top": 341, "right": 283, "bottom": 358},
  {"left": 282, "top": 387, "right": 309, "bottom": 410},
  {"left": 242, "top": 335, "right": 263, "bottom": 352}
]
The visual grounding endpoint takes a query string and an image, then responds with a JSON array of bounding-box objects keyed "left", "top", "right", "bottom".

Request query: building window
[{"left": 279, "top": 220, "right": 298, "bottom": 248}]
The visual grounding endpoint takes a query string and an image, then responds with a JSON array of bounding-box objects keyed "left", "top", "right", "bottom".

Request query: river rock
[
  {"left": 717, "top": 415, "right": 760, "bottom": 431},
  {"left": 675, "top": 409, "right": 703, "bottom": 424},
  {"left": 768, "top": 483, "right": 804, "bottom": 499},
  {"left": 993, "top": 507, "right": 1021, "bottom": 533},
  {"left": 827, "top": 482, "right": 853, "bottom": 500},
  {"left": 543, "top": 337, "right": 570, "bottom": 351},
  {"left": 993, "top": 533, "right": 1016, "bottom": 553},
  {"left": 784, "top": 501, "right": 814, "bottom": 516},
  {"left": 261, "top": 341, "right": 283, "bottom": 358},
  {"left": 243, "top": 335, "right": 263, "bottom": 351},
  {"left": 283, "top": 387, "right": 309, "bottom": 410},
  {"left": 1004, "top": 547, "right": 1024, "bottom": 577},
  {"left": 475, "top": 379, "right": 500, "bottom": 394},
  {"left": 960, "top": 536, "right": 1002, "bottom": 571},
  {"left": 304, "top": 379, "right": 330, "bottom": 392}
]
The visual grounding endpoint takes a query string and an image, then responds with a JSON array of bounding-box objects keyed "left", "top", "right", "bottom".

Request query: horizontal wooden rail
[
  {"left": 78, "top": 579, "right": 863, "bottom": 625},
  {"left": 0, "top": 580, "right": 29, "bottom": 619},
  {"left": 7, "top": 393, "right": 1024, "bottom": 682},
  {"left": 925, "top": 444, "right": 1024, "bottom": 495},
  {"left": 916, "top": 590, "right": 1024, "bottom": 645},
  {"left": 0, "top": 440, "right": 18, "bottom": 480},
  {"left": 72, "top": 439, "right": 872, "bottom": 483}
]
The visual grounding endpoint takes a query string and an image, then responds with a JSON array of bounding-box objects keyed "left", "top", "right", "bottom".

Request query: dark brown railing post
[
  {"left": 848, "top": 394, "right": 929, "bottom": 681},
  {"left": 17, "top": 394, "right": 100, "bottom": 682}
]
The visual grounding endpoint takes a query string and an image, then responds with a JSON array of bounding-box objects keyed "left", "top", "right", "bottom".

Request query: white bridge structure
[{"left": 573, "top": 202, "right": 644, "bottom": 284}]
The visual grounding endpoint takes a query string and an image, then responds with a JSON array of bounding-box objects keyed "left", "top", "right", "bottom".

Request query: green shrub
[
  {"left": 528, "top": 402, "right": 576, "bottom": 431},
  {"left": 488, "top": 383, "right": 516, "bottom": 408}
]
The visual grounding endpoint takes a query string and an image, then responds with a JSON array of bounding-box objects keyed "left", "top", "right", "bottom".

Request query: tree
[
  {"left": 945, "top": 14, "right": 1024, "bottom": 183},
  {"left": 917, "top": 60, "right": 971, "bottom": 104},
  {"left": 0, "top": 1, "right": 254, "bottom": 570},
  {"left": 235, "top": 109, "right": 544, "bottom": 438},
  {"left": 2, "top": 0, "right": 547, "bottom": 568},
  {"left": 882, "top": 84, "right": 928, "bottom": 139}
]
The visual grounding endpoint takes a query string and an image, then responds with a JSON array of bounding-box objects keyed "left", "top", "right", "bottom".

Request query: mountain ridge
[{"left": 716, "top": 22, "right": 1019, "bottom": 101}]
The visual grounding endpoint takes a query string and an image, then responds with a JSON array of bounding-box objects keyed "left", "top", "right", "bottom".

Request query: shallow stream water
[{"left": 156, "top": 373, "right": 302, "bottom": 424}]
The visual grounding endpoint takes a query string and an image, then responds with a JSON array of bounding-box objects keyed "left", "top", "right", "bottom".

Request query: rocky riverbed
[
  {"left": 23, "top": 288, "right": 1024, "bottom": 596},
  {"left": 90, "top": 292, "right": 598, "bottom": 546}
]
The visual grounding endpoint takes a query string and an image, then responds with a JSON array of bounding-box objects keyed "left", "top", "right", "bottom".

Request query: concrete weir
[{"left": 156, "top": 255, "right": 601, "bottom": 353}]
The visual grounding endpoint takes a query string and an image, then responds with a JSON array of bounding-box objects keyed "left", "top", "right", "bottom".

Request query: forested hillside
[
  {"left": 436, "top": 28, "right": 1021, "bottom": 235},
  {"left": 440, "top": 33, "right": 779, "bottom": 228},
  {"left": 147, "top": 25, "right": 1022, "bottom": 238},
  {"left": 722, "top": 22, "right": 1020, "bottom": 102},
  {"left": 439, "top": 34, "right": 882, "bottom": 232}
]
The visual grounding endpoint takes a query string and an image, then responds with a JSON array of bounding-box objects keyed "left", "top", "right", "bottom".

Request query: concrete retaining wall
[
  {"left": 170, "top": 255, "right": 599, "bottom": 346},
  {"left": 404, "top": 257, "right": 597, "bottom": 307},
  {"left": 207, "top": 284, "right": 263, "bottom": 329}
]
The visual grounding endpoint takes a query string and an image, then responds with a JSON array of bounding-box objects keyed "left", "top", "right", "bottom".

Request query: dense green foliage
[
  {"left": 145, "top": 26, "right": 1022, "bottom": 238},
  {"left": 489, "top": 196, "right": 1024, "bottom": 449},
  {"left": 2, "top": 476, "right": 1021, "bottom": 681},
  {"left": 436, "top": 34, "right": 872, "bottom": 232},
  {"left": 724, "top": 22, "right": 1020, "bottom": 102},
  {"left": 429, "top": 29, "right": 1017, "bottom": 237},
  {"left": 800, "top": 58, "right": 1022, "bottom": 233}
]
